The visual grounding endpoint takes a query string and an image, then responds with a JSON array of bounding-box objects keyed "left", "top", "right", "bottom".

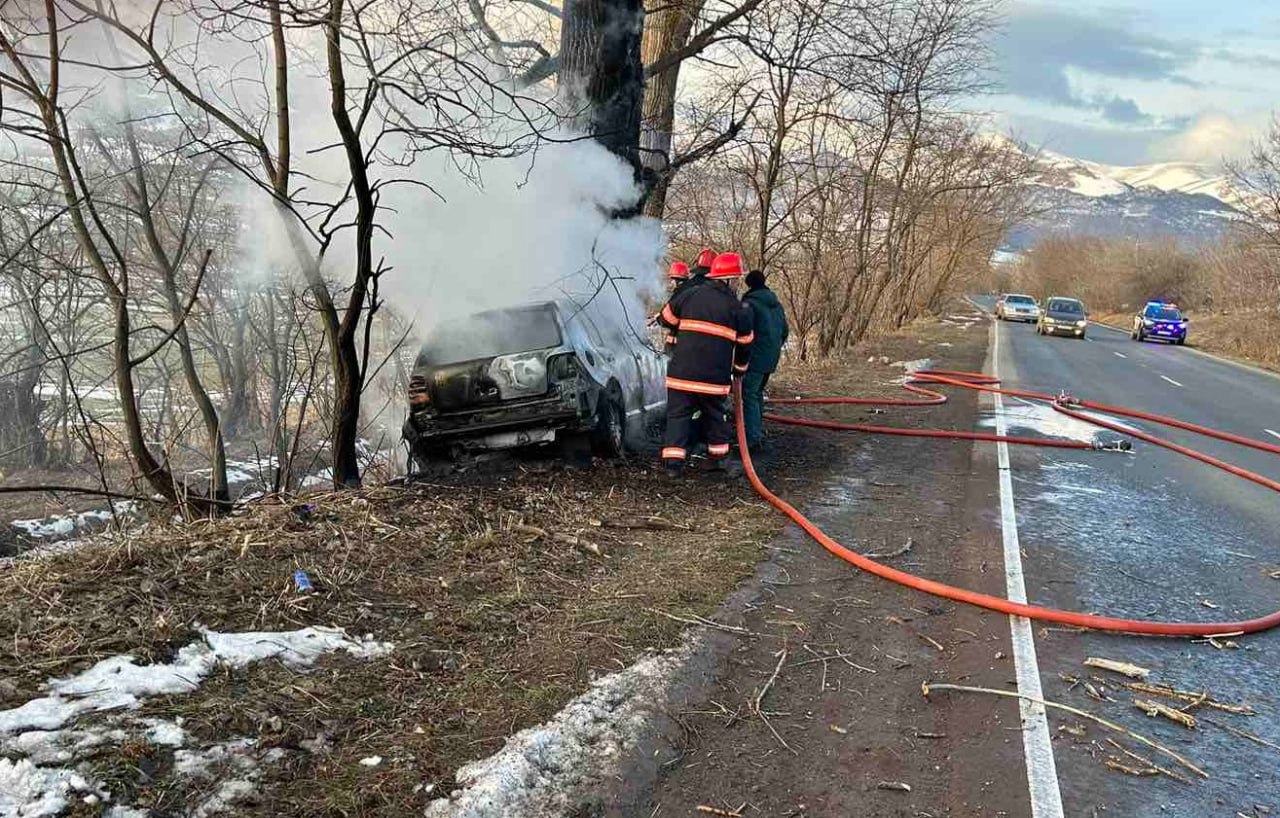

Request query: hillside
[{"left": 1004, "top": 148, "right": 1245, "bottom": 251}]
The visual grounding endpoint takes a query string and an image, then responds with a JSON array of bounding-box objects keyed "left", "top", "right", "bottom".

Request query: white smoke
[{"left": 378, "top": 137, "right": 667, "bottom": 335}]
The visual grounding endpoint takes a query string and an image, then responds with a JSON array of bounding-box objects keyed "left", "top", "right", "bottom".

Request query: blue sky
[{"left": 984, "top": 1, "right": 1280, "bottom": 165}]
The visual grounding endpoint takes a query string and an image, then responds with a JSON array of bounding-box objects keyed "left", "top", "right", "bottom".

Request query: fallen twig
[
  {"left": 695, "top": 805, "right": 744, "bottom": 817},
  {"left": 751, "top": 646, "right": 797, "bottom": 755},
  {"left": 1123, "top": 681, "right": 1254, "bottom": 715},
  {"left": 599, "top": 515, "right": 691, "bottom": 531},
  {"left": 1084, "top": 657, "right": 1151, "bottom": 679},
  {"left": 1105, "top": 738, "right": 1193, "bottom": 785},
  {"left": 551, "top": 531, "right": 602, "bottom": 556},
  {"left": 646, "top": 608, "right": 753, "bottom": 636},
  {"left": 1134, "top": 698, "right": 1197, "bottom": 729},
  {"left": 863, "top": 538, "right": 913, "bottom": 559},
  {"left": 876, "top": 781, "right": 912, "bottom": 792},
  {"left": 921, "top": 681, "right": 1208, "bottom": 779},
  {"left": 1204, "top": 717, "right": 1280, "bottom": 754}
]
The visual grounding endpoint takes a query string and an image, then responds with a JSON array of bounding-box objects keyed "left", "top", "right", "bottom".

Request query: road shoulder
[{"left": 629, "top": 311, "right": 1037, "bottom": 817}]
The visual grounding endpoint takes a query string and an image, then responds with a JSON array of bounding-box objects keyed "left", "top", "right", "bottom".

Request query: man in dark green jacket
[{"left": 741, "top": 269, "right": 789, "bottom": 449}]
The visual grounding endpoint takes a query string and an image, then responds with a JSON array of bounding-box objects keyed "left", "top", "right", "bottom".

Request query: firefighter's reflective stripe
[
  {"left": 679, "top": 318, "right": 738, "bottom": 342},
  {"left": 666, "top": 376, "right": 731, "bottom": 396},
  {"left": 661, "top": 446, "right": 687, "bottom": 460},
  {"left": 660, "top": 304, "right": 679, "bottom": 325},
  {"left": 665, "top": 334, "right": 677, "bottom": 345},
  {"left": 737, "top": 330, "right": 755, "bottom": 344},
  {"left": 708, "top": 443, "right": 730, "bottom": 456}
]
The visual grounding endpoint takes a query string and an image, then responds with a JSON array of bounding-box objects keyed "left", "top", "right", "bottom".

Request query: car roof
[
  {"left": 1004, "top": 293, "right": 1034, "bottom": 299},
  {"left": 1046, "top": 297, "right": 1083, "bottom": 304}
]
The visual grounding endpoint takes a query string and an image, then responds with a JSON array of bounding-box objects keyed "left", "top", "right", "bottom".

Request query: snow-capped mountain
[{"left": 1004, "top": 148, "right": 1245, "bottom": 251}]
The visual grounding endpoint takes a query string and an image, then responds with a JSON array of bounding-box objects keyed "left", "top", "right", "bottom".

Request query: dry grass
[{"left": 0, "top": 312, "right": 984, "bottom": 816}]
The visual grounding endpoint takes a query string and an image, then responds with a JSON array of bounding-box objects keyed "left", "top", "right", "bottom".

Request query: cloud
[
  {"left": 1211, "top": 49, "right": 1280, "bottom": 70},
  {"left": 995, "top": 5, "right": 1198, "bottom": 123},
  {"left": 1099, "top": 95, "right": 1149, "bottom": 125},
  {"left": 1151, "top": 113, "right": 1261, "bottom": 163}
]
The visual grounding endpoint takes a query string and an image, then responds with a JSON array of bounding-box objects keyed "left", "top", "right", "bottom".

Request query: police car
[{"left": 1131, "top": 301, "right": 1189, "bottom": 345}]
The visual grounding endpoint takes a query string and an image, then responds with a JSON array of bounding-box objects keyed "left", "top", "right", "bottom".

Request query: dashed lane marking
[
  {"left": 1160, "top": 375, "right": 1184, "bottom": 387},
  {"left": 1266, "top": 429, "right": 1280, "bottom": 442},
  {"left": 1113, "top": 352, "right": 1127, "bottom": 359}
]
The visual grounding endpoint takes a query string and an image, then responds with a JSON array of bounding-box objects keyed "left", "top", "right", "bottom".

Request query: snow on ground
[
  {"left": 0, "top": 757, "right": 107, "bottom": 818},
  {"left": 11, "top": 503, "right": 138, "bottom": 541},
  {"left": 423, "top": 638, "right": 700, "bottom": 818},
  {"left": 979, "top": 398, "right": 1140, "bottom": 444},
  {"left": 0, "top": 627, "right": 392, "bottom": 817}
]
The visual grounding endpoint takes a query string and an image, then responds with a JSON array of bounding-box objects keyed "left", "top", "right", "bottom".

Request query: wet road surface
[{"left": 974, "top": 297, "right": 1280, "bottom": 817}]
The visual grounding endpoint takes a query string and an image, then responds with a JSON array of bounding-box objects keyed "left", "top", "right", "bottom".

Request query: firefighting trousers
[{"left": 662, "top": 389, "right": 733, "bottom": 462}]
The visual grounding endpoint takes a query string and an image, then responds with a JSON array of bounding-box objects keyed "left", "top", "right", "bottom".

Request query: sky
[{"left": 984, "top": 0, "right": 1280, "bottom": 166}]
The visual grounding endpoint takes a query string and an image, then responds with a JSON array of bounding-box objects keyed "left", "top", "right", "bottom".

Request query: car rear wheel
[{"left": 592, "top": 393, "right": 625, "bottom": 458}]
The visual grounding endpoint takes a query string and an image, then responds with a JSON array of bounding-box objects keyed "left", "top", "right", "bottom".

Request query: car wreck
[{"left": 403, "top": 301, "right": 666, "bottom": 467}]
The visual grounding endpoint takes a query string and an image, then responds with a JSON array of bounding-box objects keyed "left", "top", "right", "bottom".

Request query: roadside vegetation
[{"left": 998, "top": 118, "right": 1280, "bottom": 369}]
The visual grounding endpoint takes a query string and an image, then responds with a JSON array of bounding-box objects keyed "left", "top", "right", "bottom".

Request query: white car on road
[{"left": 995, "top": 293, "right": 1041, "bottom": 322}]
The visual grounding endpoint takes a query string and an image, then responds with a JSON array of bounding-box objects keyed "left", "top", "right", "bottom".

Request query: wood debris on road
[
  {"left": 1084, "top": 657, "right": 1151, "bottom": 679},
  {"left": 1134, "top": 698, "right": 1198, "bottom": 729}
]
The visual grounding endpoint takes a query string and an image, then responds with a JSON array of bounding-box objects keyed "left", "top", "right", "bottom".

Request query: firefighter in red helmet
[
  {"left": 667, "top": 261, "right": 690, "bottom": 293},
  {"left": 657, "top": 251, "right": 754, "bottom": 477},
  {"left": 662, "top": 261, "right": 691, "bottom": 355},
  {"left": 688, "top": 248, "right": 716, "bottom": 286}
]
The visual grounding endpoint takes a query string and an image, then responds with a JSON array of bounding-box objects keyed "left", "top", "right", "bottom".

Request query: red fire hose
[{"left": 736, "top": 368, "right": 1280, "bottom": 636}]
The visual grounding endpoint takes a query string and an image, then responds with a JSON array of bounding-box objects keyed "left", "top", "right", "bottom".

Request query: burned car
[{"left": 403, "top": 301, "right": 666, "bottom": 465}]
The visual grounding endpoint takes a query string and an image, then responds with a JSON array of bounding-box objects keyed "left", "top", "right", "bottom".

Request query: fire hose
[{"left": 734, "top": 369, "right": 1280, "bottom": 636}]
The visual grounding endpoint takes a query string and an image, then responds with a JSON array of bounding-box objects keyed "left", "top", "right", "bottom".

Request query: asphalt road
[{"left": 971, "top": 296, "right": 1280, "bottom": 817}]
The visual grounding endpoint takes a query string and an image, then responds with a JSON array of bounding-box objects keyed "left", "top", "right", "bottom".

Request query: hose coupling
[{"left": 1093, "top": 439, "right": 1133, "bottom": 452}]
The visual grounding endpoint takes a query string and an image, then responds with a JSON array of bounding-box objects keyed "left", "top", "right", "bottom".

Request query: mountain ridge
[{"left": 1002, "top": 146, "right": 1244, "bottom": 252}]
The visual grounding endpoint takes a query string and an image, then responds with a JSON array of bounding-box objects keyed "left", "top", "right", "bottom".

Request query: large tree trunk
[
  {"left": 639, "top": 0, "right": 703, "bottom": 219},
  {"left": 560, "top": 0, "right": 647, "bottom": 191}
]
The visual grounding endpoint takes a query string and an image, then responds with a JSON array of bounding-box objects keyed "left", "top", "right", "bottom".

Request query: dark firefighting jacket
[
  {"left": 661, "top": 272, "right": 706, "bottom": 354},
  {"left": 658, "top": 279, "right": 753, "bottom": 395}
]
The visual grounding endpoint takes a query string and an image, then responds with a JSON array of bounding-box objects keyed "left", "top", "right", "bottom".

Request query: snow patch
[
  {"left": 0, "top": 758, "right": 105, "bottom": 818},
  {"left": 10, "top": 503, "right": 137, "bottom": 541},
  {"left": 979, "top": 400, "right": 1139, "bottom": 444},
  {"left": 0, "top": 627, "right": 390, "bottom": 817},
  {"left": 424, "top": 640, "right": 699, "bottom": 818}
]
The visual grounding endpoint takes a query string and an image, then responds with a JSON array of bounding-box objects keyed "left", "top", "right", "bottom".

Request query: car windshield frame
[
  {"left": 420, "top": 304, "right": 563, "bottom": 365},
  {"left": 1046, "top": 299, "right": 1083, "bottom": 314},
  {"left": 1006, "top": 295, "right": 1036, "bottom": 305},
  {"left": 1144, "top": 306, "right": 1182, "bottom": 321}
]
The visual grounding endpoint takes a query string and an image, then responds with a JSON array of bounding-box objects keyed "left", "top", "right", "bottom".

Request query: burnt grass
[{"left": 0, "top": 314, "right": 980, "bottom": 817}]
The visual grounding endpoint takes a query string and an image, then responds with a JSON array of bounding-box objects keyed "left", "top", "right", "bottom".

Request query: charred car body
[{"left": 403, "top": 301, "right": 666, "bottom": 465}]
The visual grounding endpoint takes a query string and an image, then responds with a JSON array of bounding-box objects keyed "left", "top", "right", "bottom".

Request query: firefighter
[
  {"left": 741, "top": 268, "right": 789, "bottom": 450},
  {"left": 687, "top": 248, "right": 716, "bottom": 286},
  {"left": 662, "top": 261, "right": 691, "bottom": 355},
  {"left": 657, "top": 251, "right": 754, "bottom": 478}
]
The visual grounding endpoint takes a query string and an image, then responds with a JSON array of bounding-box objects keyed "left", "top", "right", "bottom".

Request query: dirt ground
[
  {"left": 623, "top": 309, "right": 1034, "bottom": 817},
  {"left": 0, "top": 313, "right": 988, "bottom": 816}
]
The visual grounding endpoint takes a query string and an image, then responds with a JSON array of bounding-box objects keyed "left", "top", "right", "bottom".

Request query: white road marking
[
  {"left": 1113, "top": 352, "right": 1127, "bottom": 359},
  {"left": 1266, "top": 429, "right": 1280, "bottom": 442},
  {"left": 992, "top": 321, "right": 1065, "bottom": 818},
  {"left": 1160, "top": 375, "right": 1183, "bottom": 387}
]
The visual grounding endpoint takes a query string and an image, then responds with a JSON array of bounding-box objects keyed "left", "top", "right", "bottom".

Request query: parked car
[
  {"left": 403, "top": 300, "right": 666, "bottom": 466},
  {"left": 1036, "top": 296, "right": 1088, "bottom": 339},
  {"left": 995, "top": 293, "right": 1041, "bottom": 322},
  {"left": 1131, "top": 301, "right": 1188, "bottom": 344}
]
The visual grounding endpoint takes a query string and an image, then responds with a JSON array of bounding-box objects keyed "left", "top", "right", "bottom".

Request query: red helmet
[
  {"left": 668, "top": 261, "right": 690, "bottom": 280},
  {"left": 708, "top": 252, "right": 745, "bottom": 279},
  {"left": 695, "top": 248, "right": 716, "bottom": 268}
]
